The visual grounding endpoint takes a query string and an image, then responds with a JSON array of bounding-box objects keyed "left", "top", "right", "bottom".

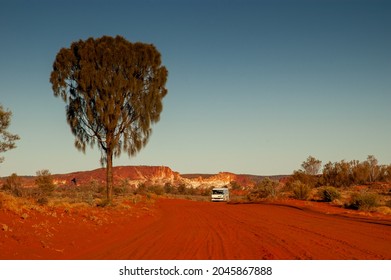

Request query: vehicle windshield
[{"left": 212, "top": 190, "right": 224, "bottom": 194}]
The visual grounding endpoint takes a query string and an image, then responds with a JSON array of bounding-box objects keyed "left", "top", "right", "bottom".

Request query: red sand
[{"left": 1, "top": 198, "right": 390, "bottom": 260}]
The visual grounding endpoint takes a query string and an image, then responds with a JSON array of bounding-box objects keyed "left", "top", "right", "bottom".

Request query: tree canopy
[
  {"left": 0, "top": 104, "right": 20, "bottom": 164},
  {"left": 50, "top": 35, "right": 168, "bottom": 201},
  {"left": 301, "top": 156, "right": 322, "bottom": 176}
]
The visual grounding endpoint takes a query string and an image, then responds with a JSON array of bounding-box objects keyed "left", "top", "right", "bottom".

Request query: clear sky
[{"left": 0, "top": 0, "right": 390, "bottom": 176}]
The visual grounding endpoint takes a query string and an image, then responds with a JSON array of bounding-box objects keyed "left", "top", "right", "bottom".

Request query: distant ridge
[{"left": 1, "top": 166, "right": 289, "bottom": 188}]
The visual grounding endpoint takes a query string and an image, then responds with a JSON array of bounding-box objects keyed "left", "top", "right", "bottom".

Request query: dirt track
[
  {"left": 1, "top": 198, "right": 390, "bottom": 259},
  {"left": 74, "top": 199, "right": 391, "bottom": 260}
]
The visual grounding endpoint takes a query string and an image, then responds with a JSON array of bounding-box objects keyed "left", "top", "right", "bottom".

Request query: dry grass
[
  {"left": 1, "top": 180, "right": 390, "bottom": 216},
  {"left": 0, "top": 192, "right": 42, "bottom": 215},
  {"left": 0, "top": 185, "right": 158, "bottom": 222},
  {"left": 375, "top": 206, "right": 391, "bottom": 215}
]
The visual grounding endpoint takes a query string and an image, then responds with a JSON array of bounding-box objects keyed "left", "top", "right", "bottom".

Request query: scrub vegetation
[{"left": 1, "top": 155, "right": 390, "bottom": 214}]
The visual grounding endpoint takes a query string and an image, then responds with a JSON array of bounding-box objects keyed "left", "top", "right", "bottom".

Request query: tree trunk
[{"left": 106, "top": 150, "right": 113, "bottom": 203}]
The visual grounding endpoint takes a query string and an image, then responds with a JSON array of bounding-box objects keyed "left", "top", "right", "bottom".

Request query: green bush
[
  {"left": 164, "top": 183, "right": 176, "bottom": 194},
  {"left": 35, "top": 169, "right": 55, "bottom": 195},
  {"left": 177, "top": 184, "right": 187, "bottom": 195},
  {"left": 113, "top": 184, "right": 130, "bottom": 196},
  {"left": 291, "top": 181, "right": 311, "bottom": 200},
  {"left": 148, "top": 185, "right": 164, "bottom": 195},
  {"left": 134, "top": 184, "right": 165, "bottom": 196},
  {"left": 248, "top": 178, "right": 278, "bottom": 201},
  {"left": 289, "top": 170, "right": 319, "bottom": 188},
  {"left": 113, "top": 179, "right": 132, "bottom": 196},
  {"left": 347, "top": 192, "right": 379, "bottom": 211},
  {"left": 2, "top": 173, "right": 24, "bottom": 197},
  {"left": 134, "top": 183, "right": 147, "bottom": 195},
  {"left": 318, "top": 186, "right": 341, "bottom": 202}
]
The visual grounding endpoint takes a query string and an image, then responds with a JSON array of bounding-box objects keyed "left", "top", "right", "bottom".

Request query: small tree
[
  {"left": 50, "top": 36, "right": 168, "bottom": 202},
  {"left": 378, "top": 164, "right": 391, "bottom": 182},
  {"left": 289, "top": 169, "right": 319, "bottom": 188},
  {"left": 0, "top": 104, "right": 20, "bottom": 164},
  {"left": 321, "top": 160, "right": 352, "bottom": 187},
  {"left": 366, "top": 155, "right": 379, "bottom": 183},
  {"left": 289, "top": 156, "right": 322, "bottom": 188},
  {"left": 301, "top": 156, "right": 322, "bottom": 176},
  {"left": 35, "top": 169, "right": 55, "bottom": 195},
  {"left": 350, "top": 160, "right": 370, "bottom": 185},
  {"left": 3, "top": 173, "right": 24, "bottom": 197}
]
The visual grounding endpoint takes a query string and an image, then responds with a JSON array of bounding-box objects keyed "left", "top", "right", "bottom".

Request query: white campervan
[{"left": 211, "top": 187, "right": 229, "bottom": 202}]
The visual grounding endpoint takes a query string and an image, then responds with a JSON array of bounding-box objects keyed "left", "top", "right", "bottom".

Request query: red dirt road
[
  {"left": 76, "top": 199, "right": 391, "bottom": 260},
  {"left": 1, "top": 198, "right": 391, "bottom": 259}
]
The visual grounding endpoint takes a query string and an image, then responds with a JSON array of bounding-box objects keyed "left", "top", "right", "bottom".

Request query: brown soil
[{"left": 1, "top": 198, "right": 390, "bottom": 260}]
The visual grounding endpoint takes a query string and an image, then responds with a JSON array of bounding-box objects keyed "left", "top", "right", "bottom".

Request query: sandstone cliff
[{"left": 51, "top": 166, "right": 259, "bottom": 188}]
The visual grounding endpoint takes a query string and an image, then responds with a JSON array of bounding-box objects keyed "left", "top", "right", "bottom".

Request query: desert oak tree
[
  {"left": 50, "top": 36, "right": 168, "bottom": 202},
  {"left": 301, "top": 156, "right": 322, "bottom": 176},
  {"left": 0, "top": 104, "right": 20, "bottom": 164}
]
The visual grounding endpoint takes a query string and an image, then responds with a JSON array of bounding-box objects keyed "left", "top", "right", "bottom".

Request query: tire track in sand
[{"left": 77, "top": 199, "right": 391, "bottom": 259}]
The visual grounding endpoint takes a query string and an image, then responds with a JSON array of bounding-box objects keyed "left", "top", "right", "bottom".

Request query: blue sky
[{"left": 0, "top": 0, "right": 390, "bottom": 176}]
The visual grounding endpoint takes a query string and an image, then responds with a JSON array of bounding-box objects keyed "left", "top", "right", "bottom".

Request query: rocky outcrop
[
  {"left": 181, "top": 172, "right": 255, "bottom": 188},
  {"left": 50, "top": 166, "right": 259, "bottom": 188},
  {"left": 1, "top": 166, "right": 286, "bottom": 189},
  {"left": 53, "top": 166, "right": 181, "bottom": 187}
]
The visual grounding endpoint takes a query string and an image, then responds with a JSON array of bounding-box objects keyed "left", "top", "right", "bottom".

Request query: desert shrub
[
  {"left": 0, "top": 192, "right": 20, "bottom": 213},
  {"left": 177, "top": 184, "right": 187, "bottom": 195},
  {"left": 35, "top": 169, "right": 55, "bottom": 195},
  {"left": 134, "top": 183, "right": 167, "bottom": 196},
  {"left": 148, "top": 185, "right": 164, "bottom": 195},
  {"left": 321, "top": 160, "right": 353, "bottom": 187},
  {"left": 163, "top": 183, "right": 176, "bottom": 194},
  {"left": 199, "top": 187, "right": 213, "bottom": 196},
  {"left": 86, "top": 179, "right": 105, "bottom": 194},
  {"left": 186, "top": 187, "right": 197, "bottom": 195},
  {"left": 0, "top": 192, "right": 40, "bottom": 214},
  {"left": 318, "top": 186, "right": 341, "bottom": 202},
  {"left": 248, "top": 177, "right": 278, "bottom": 201},
  {"left": 376, "top": 206, "right": 391, "bottom": 215},
  {"left": 346, "top": 192, "right": 379, "bottom": 211},
  {"left": 289, "top": 170, "right": 320, "bottom": 188},
  {"left": 36, "top": 197, "right": 49, "bottom": 206},
  {"left": 96, "top": 199, "right": 111, "bottom": 207},
  {"left": 230, "top": 181, "right": 243, "bottom": 191},
  {"left": 134, "top": 183, "right": 147, "bottom": 195},
  {"left": 114, "top": 179, "right": 132, "bottom": 196},
  {"left": 291, "top": 180, "right": 311, "bottom": 200},
  {"left": 2, "top": 173, "right": 25, "bottom": 197},
  {"left": 113, "top": 185, "right": 127, "bottom": 196},
  {"left": 82, "top": 192, "right": 95, "bottom": 205},
  {"left": 55, "top": 183, "right": 102, "bottom": 205}
]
